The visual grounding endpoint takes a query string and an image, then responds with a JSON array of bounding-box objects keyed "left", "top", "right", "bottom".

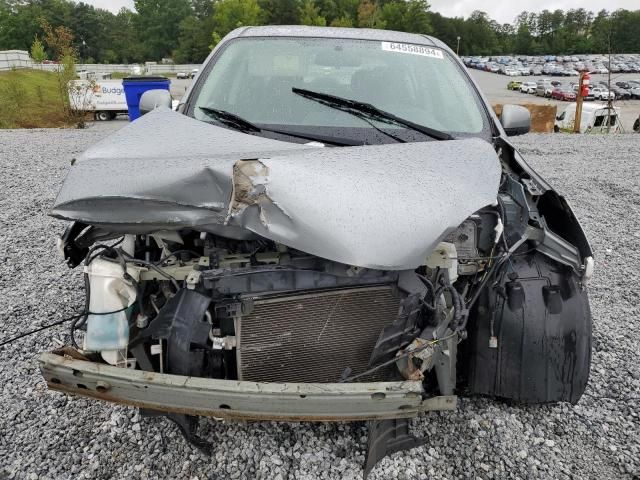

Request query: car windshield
[{"left": 190, "top": 37, "right": 488, "bottom": 141}]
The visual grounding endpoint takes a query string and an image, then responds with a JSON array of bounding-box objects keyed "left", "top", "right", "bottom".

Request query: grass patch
[
  {"left": 109, "top": 71, "right": 132, "bottom": 79},
  {"left": 0, "top": 69, "right": 70, "bottom": 128}
]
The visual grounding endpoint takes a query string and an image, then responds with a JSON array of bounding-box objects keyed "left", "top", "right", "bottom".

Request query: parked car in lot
[
  {"left": 536, "top": 79, "right": 554, "bottom": 97},
  {"left": 519, "top": 81, "right": 537, "bottom": 94},
  {"left": 610, "top": 86, "right": 630, "bottom": 100},
  {"left": 177, "top": 69, "right": 199, "bottom": 79},
  {"left": 551, "top": 87, "right": 576, "bottom": 101},
  {"left": 530, "top": 65, "right": 543, "bottom": 75},
  {"left": 507, "top": 80, "right": 522, "bottom": 90},
  {"left": 590, "top": 86, "right": 615, "bottom": 101},
  {"left": 44, "top": 26, "right": 593, "bottom": 477}
]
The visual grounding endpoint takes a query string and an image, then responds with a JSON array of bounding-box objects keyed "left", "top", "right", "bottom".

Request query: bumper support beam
[{"left": 38, "top": 353, "right": 456, "bottom": 421}]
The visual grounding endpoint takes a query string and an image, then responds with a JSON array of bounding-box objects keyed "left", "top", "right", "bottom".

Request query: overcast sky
[{"left": 82, "top": 0, "right": 638, "bottom": 24}]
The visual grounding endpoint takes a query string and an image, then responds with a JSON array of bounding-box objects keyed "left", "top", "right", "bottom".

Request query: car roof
[
  {"left": 226, "top": 25, "right": 444, "bottom": 49},
  {"left": 573, "top": 103, "right": 620, "bottom": 112}
]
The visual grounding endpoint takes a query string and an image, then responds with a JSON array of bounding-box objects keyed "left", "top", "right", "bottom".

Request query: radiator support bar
[{"left": 39, "top": 352, "right": 456, "bottom": 421}]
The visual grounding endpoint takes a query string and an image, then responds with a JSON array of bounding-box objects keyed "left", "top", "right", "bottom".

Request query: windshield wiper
[
  {"left": 198, "top": 106, "right": 261, "bottom": 132},
  {"left": 291, "top": 88, "right": 454, "bottom": 141},
  {"left": 198, "top": 106, "right": 358, "bottom": 146}
]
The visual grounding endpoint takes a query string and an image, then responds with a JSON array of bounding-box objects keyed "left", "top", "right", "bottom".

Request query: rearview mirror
[
  {"left": 500, "top": 104, "right": 531, "bottom": 136},
  {"left": 139, "top": 89, "right": 172, "bottom": 116}
]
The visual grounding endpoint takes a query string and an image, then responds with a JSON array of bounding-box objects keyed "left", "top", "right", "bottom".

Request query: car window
[
  {"left": 191, "top": 37, "right": 487, "bottom": 136},
  {"left": 593, "top": 113, "right": 617, "bottom": 127}
]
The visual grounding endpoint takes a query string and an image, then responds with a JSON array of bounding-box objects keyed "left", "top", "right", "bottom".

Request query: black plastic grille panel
[{"left": 238, "top": 286, "right": 401, "bottom": 383}]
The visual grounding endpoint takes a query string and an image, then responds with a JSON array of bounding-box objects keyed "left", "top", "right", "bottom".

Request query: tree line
[{"left": 0, "top": 0, "right": 638, "bottom": 64}]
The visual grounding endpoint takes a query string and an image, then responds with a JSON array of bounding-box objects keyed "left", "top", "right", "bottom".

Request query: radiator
[{"left": 237, "top": 286, "right": 401, "bottom": 383}]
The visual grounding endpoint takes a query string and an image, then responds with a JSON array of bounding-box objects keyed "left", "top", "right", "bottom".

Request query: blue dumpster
[{"left": 122, "top": 76, "right": 171, "bottom": 121}]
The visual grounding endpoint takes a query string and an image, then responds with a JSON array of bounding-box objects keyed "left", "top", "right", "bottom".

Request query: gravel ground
[{"left": 0, "top": 123, "right": 639, "bottom": 480}]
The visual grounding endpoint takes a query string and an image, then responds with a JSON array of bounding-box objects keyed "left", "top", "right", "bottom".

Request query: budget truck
[{"left": 68, "top": 79, "right": 128, "bottom": 121}]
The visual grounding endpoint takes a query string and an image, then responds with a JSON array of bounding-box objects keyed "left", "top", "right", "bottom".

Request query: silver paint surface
[{"left": 51, "top": 108, "right": 501, "bottom": 269}]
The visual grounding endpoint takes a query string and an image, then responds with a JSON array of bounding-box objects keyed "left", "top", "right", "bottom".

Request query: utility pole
[
  {"left": 605, "top": 24, "right": 614, "bottom": 133},
  {"left": 456, "top": 36, "right": 461, "bottom": 56},
  {"left": 574, "top": 72, "right": 586, "bottom": 133}
]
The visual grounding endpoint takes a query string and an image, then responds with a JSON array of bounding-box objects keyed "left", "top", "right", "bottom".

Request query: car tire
[{"left": 94, "top": 111, "right": 110, "bottom": 121}]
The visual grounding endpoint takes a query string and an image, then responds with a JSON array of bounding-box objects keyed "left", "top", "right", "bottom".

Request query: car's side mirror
[
  {"left": 139, "top": 89, "right": 172, "bottom": 116},
  {"left": 500, "top": 104, "right": 531, "bottom": 136}
]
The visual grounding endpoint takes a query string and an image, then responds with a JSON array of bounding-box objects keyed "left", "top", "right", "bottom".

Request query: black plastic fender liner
[
  {"left": 465, "top": 252, "right": 591, "bottom": 404},
  {"left": 364, "top": 418, "right": 425, "bottom": 478}
]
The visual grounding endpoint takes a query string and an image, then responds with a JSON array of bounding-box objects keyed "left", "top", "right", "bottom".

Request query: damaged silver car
[{"left": 40, "top": 26, "right": 593, "bottom": 476}]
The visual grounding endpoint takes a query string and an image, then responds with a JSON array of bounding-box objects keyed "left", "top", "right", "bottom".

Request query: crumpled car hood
[{"left": 51, "top": 108, "right": 501, "bottom": 269}]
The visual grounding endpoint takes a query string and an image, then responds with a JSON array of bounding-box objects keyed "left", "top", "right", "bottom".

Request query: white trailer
[{"left": 68, "top": 80, "right": 128, "bottom": 121}]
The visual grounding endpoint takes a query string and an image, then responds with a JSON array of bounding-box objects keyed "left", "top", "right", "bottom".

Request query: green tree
[
  {"left": 315, "top": 0, "right": 358, "bottom": 25},
  {"left": 403, "top": 0, "right": 431, "bottom": 33},
  {"left": 174, "top": 15, "right": 212, "bottom": 62},
  {"left": 109, "top": 7, "right": 146, "bottom": 63},
  {"left": 134, "top": 0, "right": 191, "bottom": 60},
  {"left": 329, "top": 15, "right": 353, "bottom": 26},
  {"left": 464, "top": 11, "right": 499, "bottom": 55},
  {"left": 514, "top": 11, "right": 534, "bottom": 54},
  {"left": 427, "top": 11, "right": 465, "bottom": 53},
  {"left": 357, "top": 0, "right": 384, "bottom": 28},
  {"left": 40, "top": 18, "right": 86, "bottom": 125},
  {"left": 589, "top": 9, "right": 611, "bottom": 52},
  {"left": 30, "top": 35, "right": 47, "bottom": 63},
  {"left": 379, "top": 0, "right": 430, "bottom": 33},
  {"left": 211, "top": 0, "right": 262, "bottom": 47},
  {"left": 609, "top": 9, "right": 640, "bottom": 53},
  {"left": 300, "top": 0, "right": 326, "bottom": 25},
  {"left": 258, "top": 0, "right": 301, "bottom": 24}
]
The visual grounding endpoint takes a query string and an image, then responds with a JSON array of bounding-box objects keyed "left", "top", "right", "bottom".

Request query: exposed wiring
[
  {"left": 118, "top": 250, "right": 180, "bottom": 289},
  {"left": 464, "top": 237, "right": 528, "bottom": 317},
  {"left": 154, "top": 249, "right": 201, "bottom": 266},
  {"left": 340, "top": 332, "right": 458, "bottom": 383},
  {"left": 0, "top": 305, "right": 133, "bottom": 349},
  {"left": 415, "top": 273, "right": 437, "bottom": 311},
  {"left": 70, "top": 273, "right": 91, "bottom": 349},
  {"left": 416, "top": 272, "right": 466, "bottom": 330}
]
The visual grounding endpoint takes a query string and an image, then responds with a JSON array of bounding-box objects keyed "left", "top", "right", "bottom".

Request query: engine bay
[{"left": 58, "top": 204, "right": 510, "bottom": 394}]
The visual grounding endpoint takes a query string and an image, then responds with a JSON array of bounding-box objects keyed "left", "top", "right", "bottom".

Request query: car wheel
[{"left": 95, "top": 111, "right": 110, "bottom": 121}]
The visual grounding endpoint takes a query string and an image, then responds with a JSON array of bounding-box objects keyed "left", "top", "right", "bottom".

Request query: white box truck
[
  {"left": 68, "top": 80, "right": 128, "bottom": 121},
  {"left": 554, "top": 103, "right": 622, "bottom": 134}
]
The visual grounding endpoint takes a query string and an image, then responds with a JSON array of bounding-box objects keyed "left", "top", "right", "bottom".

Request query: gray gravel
[{"left": 1, "top": 123, "right": 639, "bottom": 479}]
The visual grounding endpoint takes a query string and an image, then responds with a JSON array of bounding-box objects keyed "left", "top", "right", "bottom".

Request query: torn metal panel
[
  {"left": 227, "top": 140, "right": 501, "bottom": 269},
  {"left": 39, "top": 352, "right": 454, "bottom": 421},
  {"left": 50, "top": 108, "right": 501, "bottom": 269},
  {"left": 50, "top": 109, "right": 312, "bottom": 233}
]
